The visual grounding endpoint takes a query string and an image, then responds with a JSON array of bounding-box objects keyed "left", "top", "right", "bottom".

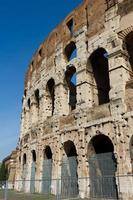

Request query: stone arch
[
  {"left": 23, "top": 153, "right": 27, "bottom": 165},
  {"left": 22, "top": 153, "right": 27, "bottom": 191},
  {"left": 65, "top": 65, "right": 77, "bottom": 111},
  {"left": 125, "top": 31, "right": 133, "bottom": 72},
  {"left": 46, "top": 78, "right": 55, "bottom": 116},
  {"left": 32, "top": 150, "right": 36, "bottom": 162},
  {"left": 41, "top": 146, "right": 53, "bottom": 194},
  {"left": 30, "top": 150, "right": 37, "bottom": 193},
  {"left": 34, "top": 89, "right": 40, "bottom": 108},
  {"left": 89, "top": 47, "right": 110, "bottom": 105},
  {"left": 27, "top": 98, "right": 31, "bottom": 109},
  {"left": 61, "top": 140, "right": 79, "bottom": 198},
  {"left": 64, "top": 41, "right": 77, "bottom": 61},
  {"left": 118, "top": 26, "right": 133, "bottom": 40},
  {"left": 87, "top": 134, "right": 118, "bottom": 199},
  {"left": 64, "top": 140, "right": 77, "bottom": 157}
]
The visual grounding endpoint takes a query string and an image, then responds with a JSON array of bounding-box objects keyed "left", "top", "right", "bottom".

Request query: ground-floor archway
[
  {"left": 61, "top": 140, "right": 79, "bottom": 198},
  {"left": 88, "top": 134, "right": 118, "bottom": 199},
  {"left": 41, "top": 146, "right": 52, "bottom": 194},
  {"left": 30, "top": 150, "right": 36, "bottom": 193}
]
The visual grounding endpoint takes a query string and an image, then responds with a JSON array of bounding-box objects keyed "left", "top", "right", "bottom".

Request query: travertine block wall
[{"left": 15, "top": 0, "right": 133, "bottom": 199}]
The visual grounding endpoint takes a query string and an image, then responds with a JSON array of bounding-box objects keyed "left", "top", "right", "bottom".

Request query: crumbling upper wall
[{"left": 24, "top": 0, "right": 108, "bottom": 88}]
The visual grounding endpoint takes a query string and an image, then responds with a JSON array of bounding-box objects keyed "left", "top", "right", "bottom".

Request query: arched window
[
  {"left": 35, "top": 89, "right": 40, "bottom": 108},
  {"left": 125, "top": 31, "right": 133, "bottom": 72},
  {"left": 44, "top": 146, "right": 52, "bottom": 160},
  {"left": 23, "top": 153, "right": 27, "bottom": 165},
  {"left": 89, "top": 48, "right": 110, "bottom": 105},
  {"left": 67, "top": 19, "right": 74, "bottom": 35},
  {"left": 47, "top": 78, "right": 55, "bottom": 115},
  {"left": 32, "top": 150, "right": 36, "bottom": 162},
  {"left": 65, "top": 42, "right": 77, "bottom": 61},
  {"left": 27, "top": 98, "right": 31, "bottom": 109},
  {"left": 64, "top": 140, "right": 77, "bottom": 157},
  {"left": 65, "top": 65, "right": 77, "bottom": 111}
]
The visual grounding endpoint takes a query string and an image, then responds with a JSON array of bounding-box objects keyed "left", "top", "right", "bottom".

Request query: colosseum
[{"left": 14, "top": 0, "right": 133, "bottom": 199}]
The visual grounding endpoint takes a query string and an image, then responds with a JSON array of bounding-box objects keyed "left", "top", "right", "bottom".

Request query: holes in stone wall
[
  {"left": 47, "top": 78, "right": 55, "bottom": 116},
  {"left": 64, "top": 41, "right": 77, "bottom": 61},
  {"left": 89, "top": 48, "right": 110, "bottom": 105},
  {"left": 65, "top": 65, "right": 77, "bottom": 111}
]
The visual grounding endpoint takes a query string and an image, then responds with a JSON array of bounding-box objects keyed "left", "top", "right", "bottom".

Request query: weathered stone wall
[{"left": 15, "top": 0, "right": 133, "bottom": 199}]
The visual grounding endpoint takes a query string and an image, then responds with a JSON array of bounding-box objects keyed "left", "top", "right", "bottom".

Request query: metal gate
[
  {"left": 89, "top": 152, "right": 118, "bottom": 199},
  {"left": 61, "top": 156, "right": 78, "bottom": 198},
  {"left": 41, "top": 159, "right": 52, "bottom": 194},
  {"left": 30, "top": 162, "right": 36, "bottom": 193}
]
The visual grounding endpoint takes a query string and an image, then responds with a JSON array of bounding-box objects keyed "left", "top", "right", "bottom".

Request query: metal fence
[{"left": 0, "top": 175, "right": 133, "bottom": 200}]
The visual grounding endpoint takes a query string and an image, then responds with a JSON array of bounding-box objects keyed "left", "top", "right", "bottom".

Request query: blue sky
[{"left": 0, "top": 0, "right": 82, "bottom": 161}]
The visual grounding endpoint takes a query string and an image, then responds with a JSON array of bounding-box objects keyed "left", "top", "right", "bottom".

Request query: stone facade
[
  {"left": 3, "top": 150, "right": 17, "bottom": 189},
  {"left": 15, "top": 0, "right": 133, "bottom": 199}
]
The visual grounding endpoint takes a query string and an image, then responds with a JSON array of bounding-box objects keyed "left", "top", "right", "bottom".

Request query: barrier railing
[{"left": 0, "top": 175, "right": 133, "bottom": 200}]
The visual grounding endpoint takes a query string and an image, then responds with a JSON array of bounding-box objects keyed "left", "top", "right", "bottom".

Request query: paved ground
[
  {"left": 0, "top": 190, "right": 55, "bottom": 200},
  {"left": 0, "top": 190, "right": 90, "bottom": 200}
]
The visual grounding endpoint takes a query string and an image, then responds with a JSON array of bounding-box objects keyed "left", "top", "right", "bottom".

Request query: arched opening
[
  {"left": 65, "top": 42, "right": 77, "bottom": 61},
  {"left": 125, "top": 31, "right": 133, "bottom": 72},
  {"left": 23, "top": 154, "right": 27, "bottom": 166},
  {"left": 106, "top": 0, "right": 117, "bottom": 9},
  {"left": 65, "top": 65, "right": 77, "bottom": 111},
  {"left": 42, "top": 146, "right": 53, "bottom": 194},
  {"left": 88, "top": 134, "right": 118, "bottom": 199},
  {"left": 32, "top": 150, "right": 36, "bottom": 162},
  {"left": 89, "top": 48, "right": 110, "bottom": 105},
  {"left": 47, "top": 78, "right": 55, "bottom": 116},
  {"left": 30, "top": 150, "right": 36, "bottom": 193},
  {"left": 67, "top": 19, "right": 74, "bottom": 35},
  {"left": 61, "top": 140, "right": 79, "bottom": 198},
  {"left": 22, "top": 153, "right": 27, "bottom": 191},
  {"left": 35, "top": 89, "right": 40, "bottom": 108},
  {"left": 27, "top": 98, "right": 31, "bottom": 109}
]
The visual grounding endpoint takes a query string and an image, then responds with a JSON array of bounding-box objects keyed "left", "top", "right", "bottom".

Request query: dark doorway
[
  {"left": 42, "top": 146, "right": 52, "bottom": 194},
  {"left": 89, "top": 48, "right": 110, "bottom": 105},
  {"left": 61, "top": 140, "right": 79, "bottom": 198},
  {"left": 88, "top": 135, "right": 118, "bottom": 199},
  {"left": 65, "top": 65, "right": 77, "bottom": 110}
]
